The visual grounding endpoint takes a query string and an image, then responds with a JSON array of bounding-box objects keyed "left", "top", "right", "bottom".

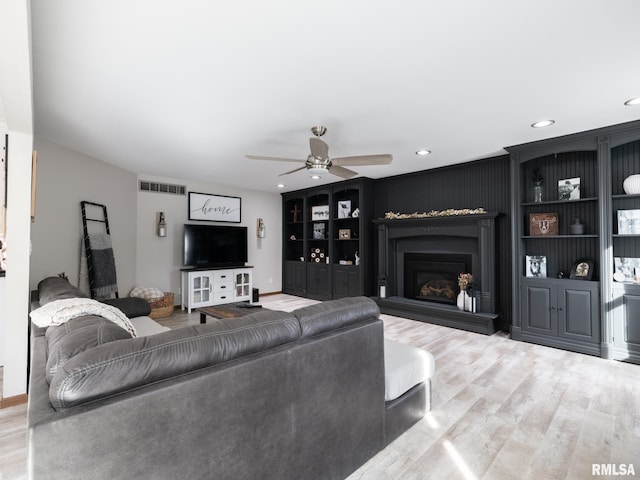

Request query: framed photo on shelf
[
  {"left": 312, "top": 223, "right": 326, "bottom": 239},
  {"left": 614, "top": 257, "right": 640, "bottom": 281},
  {"left": 338, "top": 228, "right": 351, "bottom": 239},
  {"left": 525, "top": 255, "right": 547, "bottom": 278},
  {"left": 311, "top": 205, "right": 330, "bottom": 220},
  {"left": 617, "top": 209, "right": 640, "bottom": 235},
  {"left": 529, "top": 213, "right": 558, "bottom": 236},
  {"left": 558, "top": 177, "right": 580, "bottom": 200},
  {"left": 337, "top": 200, "right": 352, "bottom": 219},
  {"left": 569, "top": 258, "right": 594, "bottom": 280}
]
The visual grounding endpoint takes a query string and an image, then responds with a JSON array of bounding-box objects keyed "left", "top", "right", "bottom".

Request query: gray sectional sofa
[{"left": 28, "top": 277, "right": 433, "bottom": 480}]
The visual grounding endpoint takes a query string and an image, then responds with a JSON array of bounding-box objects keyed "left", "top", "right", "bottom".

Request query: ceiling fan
[{"left": 245, "top": 126, "right": 392, "bottom": 179}]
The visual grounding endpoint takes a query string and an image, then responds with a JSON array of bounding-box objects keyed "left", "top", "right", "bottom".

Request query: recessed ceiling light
[
  {"left": 531, "top": 120, "right": 555, "bottom": 128},
  {"left": 277, "top": 183, "right": 285, "bottom": 188},
  {"left": 416, "top": 149, "right": 431, "bottom": 156},
  {"left": 624, "top": 97, "right": 640, "bottom": 106},
  {"left": 310, "top": 175, "right": 321, "bottom": 179}
]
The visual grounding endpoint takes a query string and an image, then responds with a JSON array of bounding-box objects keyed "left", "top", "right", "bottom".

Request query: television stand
[{"left": 180, "top": 266, "right": 254, "bottom": 313}]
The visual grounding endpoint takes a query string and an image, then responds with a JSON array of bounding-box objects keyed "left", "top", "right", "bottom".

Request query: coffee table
[{"left": 197, "top": 303, "right": 262, "bottom": 323}]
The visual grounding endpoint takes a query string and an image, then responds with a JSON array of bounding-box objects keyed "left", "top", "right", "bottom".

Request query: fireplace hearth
[{"left": 373, "top": 213, "right": 500, "bottom": 335}]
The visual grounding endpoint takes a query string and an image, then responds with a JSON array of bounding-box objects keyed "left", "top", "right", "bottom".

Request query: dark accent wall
[{"left": 372, "top": 155, "right": 512, "bottom": 331}]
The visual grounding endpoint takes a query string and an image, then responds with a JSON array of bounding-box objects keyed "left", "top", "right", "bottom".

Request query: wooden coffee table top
[{"left": 197, "top": 303, "right": 263, "bottom": 322}]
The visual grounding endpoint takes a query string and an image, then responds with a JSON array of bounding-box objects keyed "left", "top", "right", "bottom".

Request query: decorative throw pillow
[{"left": 129, "top": 286, "right": 164, "bottom": 301}]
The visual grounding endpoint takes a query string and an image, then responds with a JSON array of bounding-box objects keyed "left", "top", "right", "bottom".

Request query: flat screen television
[{"left": 183, "top": 224, "right": 248, "bottom": 268}]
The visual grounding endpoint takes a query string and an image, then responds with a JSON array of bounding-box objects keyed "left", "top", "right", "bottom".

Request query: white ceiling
[{"left": 30, "top": 0, "right": 640, "bottom": 193}]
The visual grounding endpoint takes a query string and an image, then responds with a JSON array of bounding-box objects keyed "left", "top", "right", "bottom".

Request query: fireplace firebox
[{"left": 404, "top": 253, "right": 471, "bottom": 305}]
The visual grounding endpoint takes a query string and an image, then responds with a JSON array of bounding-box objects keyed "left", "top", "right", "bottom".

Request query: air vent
[{"left": 139, "top": 181, "right": 186, "bottom": 195}]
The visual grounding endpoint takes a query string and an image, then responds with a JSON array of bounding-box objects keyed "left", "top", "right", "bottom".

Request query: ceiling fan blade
[
  {"left": 332, "top": 154, "right": 393, "bottom": 166},
  {"left": 245, "top": 155, "right": 305, "bottom": 163},
  {"left": 309, "top": 137, "right": 329, "bottom": 159},
  {"left": 329, "top": 165, "right": 358, "bottom": 179},
  {"left": 279, "top": 165, "right": 308, "bottom": 176}
]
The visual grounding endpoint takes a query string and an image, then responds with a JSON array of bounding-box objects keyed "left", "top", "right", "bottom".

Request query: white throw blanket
[{"left": 30, "top": 298, "right": 137, "bottom": 337}]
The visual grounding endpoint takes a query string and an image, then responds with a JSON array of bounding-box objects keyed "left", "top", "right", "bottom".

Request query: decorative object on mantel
[
  {"left": 623, "top": 174, "right": 640, "bottom": 194},
  {"left": 351, "top": 207, "right": 360, "bottom": 218},
  {"left": 532, "top": 167, "right": 543, "bottom": 203},
  {"left": 383, "top": 207, "right": 487, "bottom": 220},
  {"left": 457, "top": 273, "right": 473, "bottom": 311}
]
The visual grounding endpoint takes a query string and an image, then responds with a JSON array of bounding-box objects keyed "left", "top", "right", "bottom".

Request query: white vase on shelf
[{"left": 623, "top": 174, "right": 640, "bottom": 194}]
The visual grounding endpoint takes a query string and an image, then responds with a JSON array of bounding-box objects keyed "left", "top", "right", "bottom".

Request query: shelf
[
  {"left": 521, "top": 234, "right": 598, "bottom": 239},
  {"left": 521, "top": 197, "right": 598, "bottom": 207},
  {"left": 612, "top": 193, "right": 640, "bottom": 199}
]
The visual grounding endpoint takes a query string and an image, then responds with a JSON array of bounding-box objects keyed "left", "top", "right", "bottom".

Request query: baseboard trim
[{"left": 1, "top": 393, "right": 28, "bottom": 408}]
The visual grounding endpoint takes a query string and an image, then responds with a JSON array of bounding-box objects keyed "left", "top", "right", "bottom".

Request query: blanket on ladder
[{"left": 80, "top": 233, "right": 118, "bottom": 299}]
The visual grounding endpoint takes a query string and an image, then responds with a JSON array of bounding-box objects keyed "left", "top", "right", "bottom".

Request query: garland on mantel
[{"left": 383, "top": 208, "right": 487, "bottom": 220}]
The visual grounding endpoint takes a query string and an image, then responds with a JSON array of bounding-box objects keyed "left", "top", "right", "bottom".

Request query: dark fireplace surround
[{"left": 373, "top": 213, "right": 500, "bottom": 335}]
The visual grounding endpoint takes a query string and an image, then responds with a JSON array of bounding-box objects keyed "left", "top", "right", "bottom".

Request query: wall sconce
[
  {"left": 257, "top": 218, "right": 266, "bottom": 238},
  {"left": 157, "top": 212, "right": 167, "bottom": 237}
]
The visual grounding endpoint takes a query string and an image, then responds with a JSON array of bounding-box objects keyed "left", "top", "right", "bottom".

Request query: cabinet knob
[
  {"left": 558, "top": 307, "right": 563, "bottom": 311},
  {"left": 551, "top": 306, "right": 556, "bottom": 310}
]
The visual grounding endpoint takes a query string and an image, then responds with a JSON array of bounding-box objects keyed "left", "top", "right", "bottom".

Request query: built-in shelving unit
[
  {"left": 508, "top": 119, "right": 640, "bottom": 362},
  {"left": 282, "top": 178, "right": 373, "bottom": 300}
]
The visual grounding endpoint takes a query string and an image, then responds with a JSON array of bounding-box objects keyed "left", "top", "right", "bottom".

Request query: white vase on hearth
[{"left": 456, "top": 289, "right": 468, "bottom": 311}]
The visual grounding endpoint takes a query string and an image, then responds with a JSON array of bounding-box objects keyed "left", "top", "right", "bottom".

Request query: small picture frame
[
  {"left": 311, "top": 205, "right": 330, "bottom": 220},
  {"left": 526, "top": 255, "right": 547, "bottom": 278},
  {"left": 337, "top": 200, "right": 352, "bottom": 219},
  {"left": 558, "top": 177, "right": 580, "bottom": 200},
  {"left": 338, "top": 228, "right": 351, "bottom": 239},
  {"left": 617, "top": 209, "right": 640, "bottom": 235},
  {"left": 529, "top": 213, "right": 559, "bottom": 236},
  {"left": 313, "top": 223, "right": 325, "bottom": 240},
  {"left": 570, "top": 258, "right": 594, "bottom": 280},
  {"left": 614, "top": 257, "right": 640, "bottom": 281}
]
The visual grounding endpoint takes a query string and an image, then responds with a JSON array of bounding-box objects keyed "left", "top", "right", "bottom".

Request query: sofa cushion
[
  {"left": 37, "top": 277, "right": 88, "bottom": 306},
  {"left": 45, "top": 316, "right": 133, "bottom": 384},
  {"left": 384, "top": 339, "right": 435, "bottom": 401},
  {"left": 100, "top": 297, "right": 152, "bottom": 318},
  {"left": 48, "top": 309, "right": 301, "bottom": 410},
  {"left": 293, "top": 296, "right": 380, "bottom": 338}
]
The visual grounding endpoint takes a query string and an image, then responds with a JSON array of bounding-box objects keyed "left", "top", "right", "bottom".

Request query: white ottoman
[{"left": 384, "top": 339, "right": 436, "bottom": 444}]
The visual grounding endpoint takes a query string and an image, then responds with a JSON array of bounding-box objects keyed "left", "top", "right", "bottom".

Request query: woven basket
[{"left": 148, "top": 292, "right": 175, "bottom": 319}]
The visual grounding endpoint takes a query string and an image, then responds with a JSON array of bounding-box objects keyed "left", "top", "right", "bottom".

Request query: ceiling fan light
[
  {"left": 308, "top": 166, "right": 328, "bottom": 176},
  {"left": 624, "top": 97, "right": 640, "bottom": 106},
  {"left": 531, "top": 119, "right": 555, "bottom": 128}
]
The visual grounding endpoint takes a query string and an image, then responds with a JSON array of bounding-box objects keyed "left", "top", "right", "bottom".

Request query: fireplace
[
  {"left": 373, "top": 213, "right": 500, "bottom": 335},
  {"left": 404, "top": 253, "right": 471, "bottom": 305}
]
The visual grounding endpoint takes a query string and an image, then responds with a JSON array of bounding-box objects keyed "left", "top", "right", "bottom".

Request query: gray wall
[
  {"left": 30, "top": 138, "right": 283, "bottom": 298},
  {"left": 30, "top": 138, "right": 138, "bottom": 292}
]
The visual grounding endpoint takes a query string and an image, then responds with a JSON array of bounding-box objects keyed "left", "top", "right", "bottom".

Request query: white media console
[{"left": 181, "top": 266, "right": 253, "bottom": 313}]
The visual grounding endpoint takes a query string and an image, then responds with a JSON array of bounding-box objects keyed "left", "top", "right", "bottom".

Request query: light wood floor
[{"left": 2, "top": 294, "right": 639, "bottom": 480}]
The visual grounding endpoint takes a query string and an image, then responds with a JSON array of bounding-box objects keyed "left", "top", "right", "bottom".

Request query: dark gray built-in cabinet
[
  {"left": 282, "top": 178, "right": 374, "bottom": 300},
  {"left": 509, "top": 119, "right": 640, "bottom": 362}
]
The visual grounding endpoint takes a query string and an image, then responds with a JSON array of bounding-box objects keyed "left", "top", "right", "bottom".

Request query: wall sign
[{"left": 188, "top": 192, "right": 241, "bottom": 223}]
